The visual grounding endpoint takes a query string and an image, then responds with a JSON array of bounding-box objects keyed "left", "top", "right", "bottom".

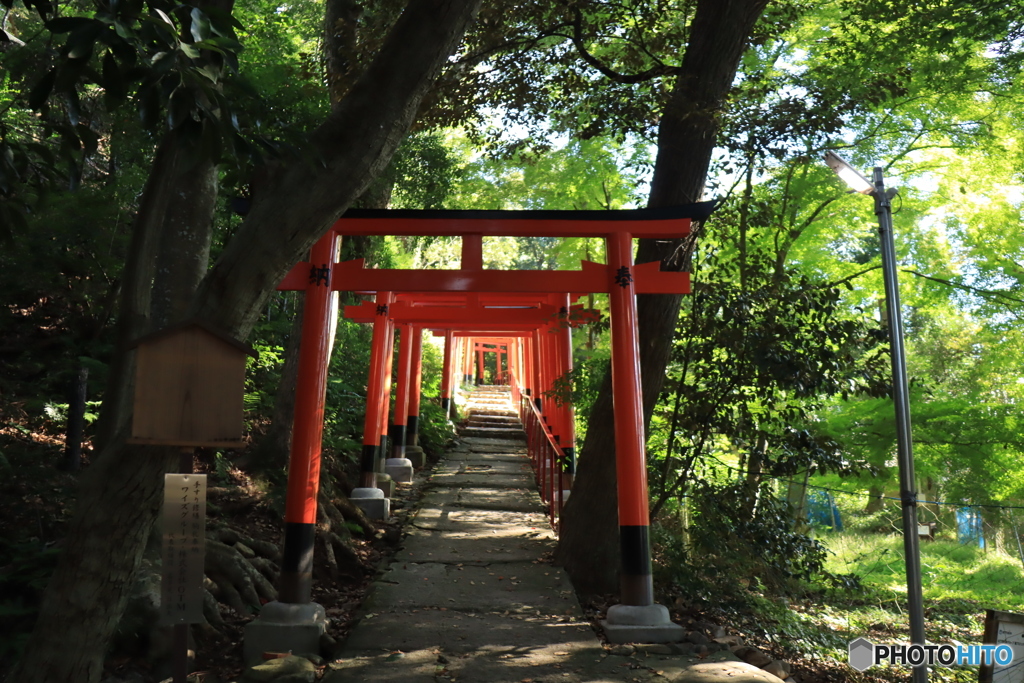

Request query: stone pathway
[{"left": 320, "top": 387, "right": 788, "bottom": 683}]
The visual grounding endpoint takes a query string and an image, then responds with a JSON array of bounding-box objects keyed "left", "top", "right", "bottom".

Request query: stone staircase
[{"left": 459, "top": 385, "right": 526, "bottom": 442}]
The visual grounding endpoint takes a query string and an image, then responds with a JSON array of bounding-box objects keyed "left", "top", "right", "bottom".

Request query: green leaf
[
  {"left": 101, "top": 51, "right": 126, "bottom": 108},
  {"left": 153, "top": 8, "right": 175, "bottom": 28},
  {"left": 65, "top": 21, "right": 105, "bottom": 60},
  {"left": 190, "top": 7, "right": 211, "bottom": 42},
  {"left": 45, "top": 16, "right": 93, "bottom": 33},
  {"left": 27, "top": 69, "right": 57, "bottom": 110},
  {"left": 180, "top": 42, "right": 200, "bottom": 59}
]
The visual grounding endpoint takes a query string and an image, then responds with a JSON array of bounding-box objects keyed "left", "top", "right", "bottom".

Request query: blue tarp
[
  {"left": 956, "top": 507, "right": 985, "bottom": 548},
  {"left": 807, "top": 490, "right": 843, "bottom": 531}
]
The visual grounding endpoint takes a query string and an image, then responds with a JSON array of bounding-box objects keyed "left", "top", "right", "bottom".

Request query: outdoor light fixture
[
  {"left": 824, "top": 151, "right": 875, "bottom": 194},
  {"left": 824, "top": 152, "right": 928, "bottom": 683}
]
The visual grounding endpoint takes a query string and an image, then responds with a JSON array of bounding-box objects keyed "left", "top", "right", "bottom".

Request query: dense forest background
[{"left": 3, "top": 0, "right": 1024, "bottom": 681}]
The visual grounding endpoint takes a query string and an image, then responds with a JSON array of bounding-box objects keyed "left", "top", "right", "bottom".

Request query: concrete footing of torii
[{"left": 245, "top": 386, "right": 788, "bottom": 682}]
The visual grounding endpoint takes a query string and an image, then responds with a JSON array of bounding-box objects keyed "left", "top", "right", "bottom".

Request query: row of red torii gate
[{"left": 254, "top": 204, "right": 713, "bottom": 651}]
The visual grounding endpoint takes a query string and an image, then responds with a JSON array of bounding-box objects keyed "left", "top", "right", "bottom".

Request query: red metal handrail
[{"left": 510, "top": 372, "right": 565, "bottom": 532}]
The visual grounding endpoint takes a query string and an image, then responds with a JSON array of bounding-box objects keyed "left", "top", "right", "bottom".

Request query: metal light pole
[{"left": 825, "top": 152, "right": 928, "bottom": 683}]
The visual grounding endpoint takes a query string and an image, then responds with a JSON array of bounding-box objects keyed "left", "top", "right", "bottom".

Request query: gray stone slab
[
  {"left": 461, "top": 436, "right": 526, "bottom": 448},
  {"left": 435, "top": 460, "right": 533, "bottom": 476},
  {"left": 412, "top": 506, "right": 550, "bottom": 532},
  {"left": 461, "top": 427, "right": 526, "bottom": 440},
  {"left": 362, "top": 562, "right": 577, "bottom": 614},
  {"left": 430, "top": 471, "right": 536, "bottom": 489},
  {"left": 466, "top": 410, "right": 517, "bottom": 418},
  {"left": 446, "top": 449, "right": 527, "bottom": 461},
  {"left": 458, "top": 487, "right": 545, "bottom": 511},
  {"left": 670, "top": 660, "right": 786, "bottom": 682},
  {"left": 322, "top": 650, "right": 438, "bottom": 683},
  {"left": 469, "top": 414, "right": 520, "bottom": 423},
  {"left": 418, "top": 487, "right": 546, "bottom": 513},
  {"left": 397, "top": 527, "right": 553, "bottom": 564},
  {"left": 323, "top": 645, "right": 640, "bottom": 683},
  {"left": 340, "top": 608, "right": 594, "bottom": 653}
]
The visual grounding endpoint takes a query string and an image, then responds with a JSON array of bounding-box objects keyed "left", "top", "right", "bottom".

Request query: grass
[
  {"left": 748, "top": 528, "right": 1024, "bottom": 682},
  {"left": 684, "top": 524, "right": 1024, "bottom": 681},
  {"left": 823, "top": 530, "right": 1024, "bottom": 611}
]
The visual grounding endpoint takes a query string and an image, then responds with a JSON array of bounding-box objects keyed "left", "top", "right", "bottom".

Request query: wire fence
[
  {"left": 795, "top": 480, "right": 1024, "bottom": 616},
  {"left": 662, "top": 473, "right": 1024, "bottom": 616}
]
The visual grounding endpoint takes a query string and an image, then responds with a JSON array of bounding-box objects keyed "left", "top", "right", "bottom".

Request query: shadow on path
[{"left": 323, "top": 387, "right": 782, "bottom": 683}]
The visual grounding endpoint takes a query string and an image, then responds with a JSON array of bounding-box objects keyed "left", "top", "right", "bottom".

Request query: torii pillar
[
  {"left": 385, "top": 323, "right": 415, "bottom": 482},
  {"left": 601, "top": 231, "right": 683, "bottom": 642},
  {"left": 405, "top": 327, "right": 427, "bottom": 467},
  {"left": 351, "top": 291, "right": 394, "bottom": 520},
  {"left": 441, "top": 329, "right": 454, "bottom": 416},
  {"left": 243, "top": 233, "right": 335, "bottom": 663},
  {"left": 557, "top": 294, "right": 576, "bottom": 501}
]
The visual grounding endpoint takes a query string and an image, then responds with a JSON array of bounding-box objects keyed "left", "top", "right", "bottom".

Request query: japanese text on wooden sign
[{"left": 161, "top": 473, "right": 207, "bottom": 624}]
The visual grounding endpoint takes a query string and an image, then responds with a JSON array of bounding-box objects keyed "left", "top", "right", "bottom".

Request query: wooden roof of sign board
[{"left": 128, "top": 320, "right": 258, "bottom": 359}]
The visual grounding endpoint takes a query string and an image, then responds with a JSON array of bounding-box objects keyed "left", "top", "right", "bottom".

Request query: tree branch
[
  {"left": 903, "top": 269, "right": 1024, "bottom": 306},
  {"left": 567, "top": 6, "right": 679, "bottom": 84}
]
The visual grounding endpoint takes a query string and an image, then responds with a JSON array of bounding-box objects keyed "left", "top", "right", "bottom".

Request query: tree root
[
  {"left": 315, "top": 493, "right": 369, "bottom": 583},
  {"left": 198, "top": 487, "right": 377, "bottom": 623},
  {"left": 204, "top": 529, "right": 279, "bottom": 617}
]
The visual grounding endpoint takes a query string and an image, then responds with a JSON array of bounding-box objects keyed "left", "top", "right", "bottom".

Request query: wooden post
[
  {"left": 606, "top": 231, "right": 653, "bottom": 606},
  {"left": 63, "top": 364, "right": 88, "bottom": 471},
  {"left": 462, "top": 336, "right": 473, "bottom": 384},
  {"left": 172, "top": 447, "right": 195, "bottom": 683}
]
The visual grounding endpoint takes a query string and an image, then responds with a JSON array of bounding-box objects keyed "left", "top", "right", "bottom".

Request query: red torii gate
[
  {"left": 342, "top": 296, "right": 580, "bottom": 492},
  {"left": 266, "top": 205, "right": 707, "bottom": 649}
]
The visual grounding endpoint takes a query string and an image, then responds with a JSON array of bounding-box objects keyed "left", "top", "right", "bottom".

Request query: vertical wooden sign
[{"left": 161, "top": 473, "right": 207, "bottom": 624}]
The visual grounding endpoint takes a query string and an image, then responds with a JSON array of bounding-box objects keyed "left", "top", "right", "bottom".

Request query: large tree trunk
[
  {"left": 10, "top": 147, "right": 219, "bottom": 682},
  {"left": 555, "top": 0, "right": 771, "bottom": 595},
  {"left": 92, "top": 134, "right": 192, "bottom": 451},
  {"left": 11, "top": 3, "right": 480, "bottom": 681}
]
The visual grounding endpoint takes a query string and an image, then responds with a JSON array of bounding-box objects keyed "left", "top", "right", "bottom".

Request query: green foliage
[
  {"left": 825, "top": 529, "right": 1024, "bottom": 612},
  {"left": 321, "top": 318, "right": 374, "bottom": 458},
  {"left": 0, "top": 540, "right": 60, "bottom": 659},
  {"left": 685, "top": 480, "right": 838, "bottom": 594}
]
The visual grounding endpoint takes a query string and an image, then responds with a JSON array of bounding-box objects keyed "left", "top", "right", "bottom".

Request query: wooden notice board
[
  {"left": 129, "top": 322, "right": 256, "bottom": 448},
  {"left": 981, "top": 609, "right": 1024, "bottom": 683}
]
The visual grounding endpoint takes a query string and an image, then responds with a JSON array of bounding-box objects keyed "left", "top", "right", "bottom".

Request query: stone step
[
  {"left": 468, "top": 415, "right": 521, "bottom": 426},
  {"left": 466, "top": 406, "right": 516, "bottom": 414},
  {"left": 460, "top": 426, "right": 527, "bottom": 441}
]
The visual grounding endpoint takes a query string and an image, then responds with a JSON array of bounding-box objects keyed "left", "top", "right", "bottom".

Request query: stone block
[
  {"left": 375, "top": 473, "right": 396, "bottom": 497},
  {"left": 601, "top": 603, "right": 685, "bottom": 644},
  {"left": 405, "top": 446, "right": 426, "bottom": 468},
  {"left": 384, "top": 457, "right": 414, "bottom": 483},
  {"left": 351, "top": 487, "right": 389, "bottom": 520},
  {"left": 243, "top": 602, "right": 327, "bottom": 667}
]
